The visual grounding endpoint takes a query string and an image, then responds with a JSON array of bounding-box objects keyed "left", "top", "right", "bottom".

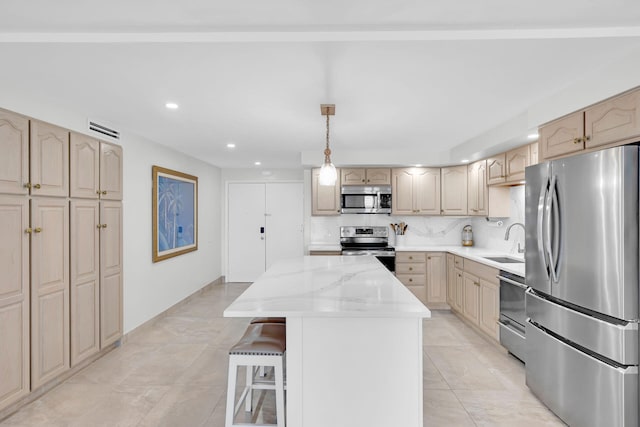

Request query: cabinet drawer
[
  {"left": 396, "top": 263, "right": 426, "bottom": 274},
  {"left": 396, "top": 252, "right": 425, "bottom": 263},
  {"left": 464, "top": 259, "right": 499, "bottom": 282},
  {"left": 396, "top": 274, "right": 426, "bottom": 286},
  {"left": 454, "top": 256, "right": 464, "bottom": 269}
]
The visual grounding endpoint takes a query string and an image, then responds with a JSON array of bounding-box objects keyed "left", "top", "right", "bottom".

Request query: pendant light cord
[{"left": 324, "top": 113, "right": 332, "bottom": 162}]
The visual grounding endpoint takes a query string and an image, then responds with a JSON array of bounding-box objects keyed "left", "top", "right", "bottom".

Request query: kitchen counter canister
[{"left": 224, "top": 256, "right": 430, "bottom": 427}]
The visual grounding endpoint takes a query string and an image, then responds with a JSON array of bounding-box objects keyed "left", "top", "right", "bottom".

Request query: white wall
[
  {"left": 0, "top": 97, "right": 223, "bottom": 334},
  {"left": 123, "top": 135, "right": 222, "bottom": 333}
]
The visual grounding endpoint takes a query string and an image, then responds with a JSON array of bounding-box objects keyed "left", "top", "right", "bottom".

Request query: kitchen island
[{"left": 224, "top": 256, "right": 431, "bottom": 427}]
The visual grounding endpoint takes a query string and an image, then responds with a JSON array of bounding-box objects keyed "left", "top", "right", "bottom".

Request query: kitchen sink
[{"left": 483, "top": 256, "right": 524, "bottom": 264}]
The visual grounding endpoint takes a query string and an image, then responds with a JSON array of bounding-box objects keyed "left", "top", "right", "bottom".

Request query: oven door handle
[{"left": 496, "top": 275, "right": 528, "bottom": 290}]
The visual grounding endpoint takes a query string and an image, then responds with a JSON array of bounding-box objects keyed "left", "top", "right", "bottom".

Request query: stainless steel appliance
[
  {"left": 340, "top": 226, "right": 395, "bottom": 272},
  {"left": 341, "top": 186, "right": 392, "bottom": 214},
  {"left": 497, "top": 270, "right": 526, "bottom": 363},
  {"left": 525, "top": 145, "right": 639, "bottom": 427}
]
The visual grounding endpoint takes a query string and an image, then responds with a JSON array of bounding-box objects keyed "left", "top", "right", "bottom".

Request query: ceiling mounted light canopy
[{"left": 318, "top": 104, "right": 337, "bottom": 186}]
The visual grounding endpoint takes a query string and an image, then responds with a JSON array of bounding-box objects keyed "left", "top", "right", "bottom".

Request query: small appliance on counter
[{"left": 461, "top": 225, "right": 473, "bottom": 246}]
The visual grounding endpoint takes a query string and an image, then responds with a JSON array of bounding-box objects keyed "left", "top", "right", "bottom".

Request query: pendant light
[{"left": 318, "top": 104, "right": 337, "bottom": 186}]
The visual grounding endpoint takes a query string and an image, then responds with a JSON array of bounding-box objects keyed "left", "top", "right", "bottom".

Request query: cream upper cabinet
[
  {"left": 539, "top": 111, "right": 584, "bottom": 160},
  {"left": 70, "top": 200, "right": 101, "bottom": 366},
  {"left": 30, "top": 198, "right": 70, "bottom": 389},
  {"left": 100, "top": 201, "right": 123, "bottom": 348},
  {"left": 487, "top": 154, "right": 506, "bottom": 185},
  {"left": 467, "top": 160, "right": 488, "bottom": 216},
  {"left": 505, "top": 145, "right": 530, "bottom": 183},
  {"left": 393, "top": 168, "right": 441, "bottom": 215},
  {"left": 311, "top": 168, "right": 341, "bottom": 216},
  {"left": 100, "top": 142, "right": 123, "bottom": 201},
  {"left": 341, "top": 168, "right": 390, "bottom": 185},
  {"left": 70, "top": 133, "right": 100, "bottom": 199},
  {"left": 425, "top": 253, "right": 447, "bottom": 305},
  {"left": 529, "top": 142, "right": 539, "bottom": 166},
  {"left": 0, "top": 196, "right": 30, "bottom": 409},
  {"left": 0, "top": 109, "right": 29, "bottom": 195},
  {"left": 30, "top": 120, "right": 69, "bottom": 198},
  {"left": 441, "top": 166, "right": 467, "bottom": 215},
  {"left": 479, "top": 278, "right": 500, "bottom": 341},
  {"left": 585, "top": 89, "right": 640, "bottom": 149}
]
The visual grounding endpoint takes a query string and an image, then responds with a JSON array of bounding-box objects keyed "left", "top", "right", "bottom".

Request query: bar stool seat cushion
[
  {"left": 229, "top": 323, "right": 286, "bottom": 356},
  {"left": 250, "top": 317, "right": 286, "bottom": 324}
]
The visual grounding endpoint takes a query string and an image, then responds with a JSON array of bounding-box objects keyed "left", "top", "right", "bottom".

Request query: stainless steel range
[{"left": 340, "top": 226, "right": 395, "bottom": 272}]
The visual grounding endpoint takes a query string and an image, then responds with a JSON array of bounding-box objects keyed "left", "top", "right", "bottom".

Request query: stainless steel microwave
[{"left": 341, "top": 185, "right": 392, "bottom": 214}]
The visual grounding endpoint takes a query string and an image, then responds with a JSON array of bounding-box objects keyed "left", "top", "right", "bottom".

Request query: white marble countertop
[{"left": 224, "top": 256, "right": 431, "bottom": 318}]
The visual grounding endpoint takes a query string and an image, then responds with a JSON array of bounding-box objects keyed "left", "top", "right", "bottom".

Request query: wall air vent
[{"left": 88, "top": 119, "right": 120, "bottom": 140}]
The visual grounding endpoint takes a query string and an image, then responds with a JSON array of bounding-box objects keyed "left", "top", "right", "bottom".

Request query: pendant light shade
[{"left": 319, "top": 104, "right": 337, "bottom": 186}]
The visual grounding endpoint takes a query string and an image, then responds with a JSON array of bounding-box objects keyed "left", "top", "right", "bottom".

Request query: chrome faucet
[{"left": 504, "top": 222, "right": 526, "bottom": 254}]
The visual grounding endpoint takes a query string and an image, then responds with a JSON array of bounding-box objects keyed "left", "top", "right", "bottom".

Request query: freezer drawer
[
  {"left": 499, "top": 321, "right": 526, "bottom": 363},
  {"left": 527, "top": 289, "right": 638, "bottom": 365},
  {"left": 526, "top": 320, "right": 638, "bottom": 427}
]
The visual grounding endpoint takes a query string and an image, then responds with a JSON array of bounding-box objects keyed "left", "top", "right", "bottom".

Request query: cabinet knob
[
  {"left": 102, "top": 224, "right": 108, "bottom": 229},
  {"left": 97, "top": 224, "right": 102, "bottom": 229},
  {"left": 33, "top": 184, "right": 41, "bottom": 189},
  {"left": 96, "top": 190, "right": 102, "bottom": 195},
  {"left": 409, "top": 278, "right": 413, "bottom": 282},
  {"left": 25, "top": 228, "right": 32, "bottom": 234},
  {"left": 573, "top": 137, "right": 582, "bottom": 144},
  {"left": 584, "top": 135, "right": 591, "bottom": 142},
  {"left": 362, "top": 179, "right": 365, "bottom": 182},
  {"left": 409, "top": 267, "right": 413, "bottom": 271},
  {"left": 34, "top": 227, "right": 42, "bottom": 233},
  {"left": 24, "top": 183, "right": 31, "bottom": 189},
  {"left": 474, "top": 281, "right": 480, "bottom": 286},
  {"left": 427, "top": 256, "right": 431, "bottom": 259},
  {"left": 409, "top": 256, "right": 413, "bottom": 260},
  {"left": 102, "top": 190, "right": 107, "bottom": 195}
]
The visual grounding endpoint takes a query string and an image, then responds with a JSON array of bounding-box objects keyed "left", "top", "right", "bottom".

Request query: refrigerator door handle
[
  {"left": 537, "top": 179, "right": 551, "bottom": 279},
  {"left": 544, "top": 175, "right": 558, "bottom": 283},
  {"left": 550, "top": 176, "right": 561, "bottom": 282}
]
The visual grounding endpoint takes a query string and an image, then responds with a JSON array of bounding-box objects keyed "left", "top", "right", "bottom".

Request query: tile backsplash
[{"left": 309, "top": 186, "right": 525, "bottom": 255}]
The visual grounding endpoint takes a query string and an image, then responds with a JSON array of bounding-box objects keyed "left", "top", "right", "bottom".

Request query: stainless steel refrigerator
[{"left": 525, "top": 145, "right": 639, "bottom": 427}]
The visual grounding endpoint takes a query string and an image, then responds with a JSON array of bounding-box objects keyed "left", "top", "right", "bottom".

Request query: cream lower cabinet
[
  {"left": 0, "top": 197, "right": 30, "bottom": 409},
  {"left": 100, "top": 201, "right": 123, "bottom": 347},
  {"left": 454, "top": 268, "right": 464, "bottom": 313},
  {"left": 446, "top": 254, "right": 455, "bottom": 307},
  {"left": 479, "top": 278, "right": 500, "bottom": 341},
  {"left": 30, "top": 198, "right": 70, "bottom": 389},
  {"left": 425, "top": 252, "right": 447, "bottom": 305},
  {"left": 70, "top": 200, "right": 100, "bottom": 366},
  {"left": 462, "top": 272, "right": 480, "bottom": 324},
  {"left": 395, "top": 252, "right": 427, "bottom": 303}
]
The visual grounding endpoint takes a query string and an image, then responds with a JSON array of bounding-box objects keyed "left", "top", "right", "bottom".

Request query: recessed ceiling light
[
  {"left": 461, "top": 159, "right": 470, "bottom": 163},
  {"left": 165, "top": 102, "right": 179, "bottom": 110},
  {"left": 527, "top": 133, "right": 539, "bottom": 140},
  {"left": 254, "top": 161, "right": 261, "bottom": 166},
  {"left": 227, "top": 143, "right": 236, "bottom": 149}
]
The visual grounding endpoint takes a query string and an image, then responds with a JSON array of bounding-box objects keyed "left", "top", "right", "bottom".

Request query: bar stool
[{"left": 226, "top": 323, "right": 286, "bottom": 427}]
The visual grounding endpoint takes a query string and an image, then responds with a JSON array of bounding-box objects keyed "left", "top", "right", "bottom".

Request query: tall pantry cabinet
[{"left": 0, "top": 108, "right": 123, "bottom": 412}]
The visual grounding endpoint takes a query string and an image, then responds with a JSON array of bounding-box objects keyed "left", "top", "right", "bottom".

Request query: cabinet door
[
  {"left": 100, "top": 201, "right": 123, "bottom": 347},
  {"left": 441, "top": 166, "right": 467, "bottom": 215},
  {"left": 462, "top": 272, "right": 479, "bottom": 324},
  {"left": 70, "top": 200, "right": 100, "bottom": 366},
  {"left": 505, "top": 145, "right": 530, "bottom": 182},
  {"left": 454, "top": 268, "right": 464, "bottom": 312},
  {"left": 414, "top": 168, "right": 441, "bottom": 215},
  {"left": 0, "top": 109, "right": 29, "bottom": 195},
  {"left": 539, "top": 111, "right": 584, "bottom": 160},
  {"left": 468, "top": 160, "right": 488, "bottom": 216},
  {"left": 70, "top": 133, "right": 100, "bottom": 199},
  {"left": 341, "top": 168, "right": 366, "bottom": 185},
  {"left": 366, "top": 168, "right": 391, "bottom": 185},
  {"left": 446, "top": 254, "right": 455, "bottom": 307},
  {"left": 392, "top": 168, "right": 416, "bottom": 215},
  {"left": 529, "top": 142, "right": 539, "bottom": 166},
  {"left": 0, "top": 197, "right": 30, "bottom": 409},
  {"left": 31, "top": 198, "right": 69, "bottom": 389},
  {"left": 311, "top": 168, "right": 340, "bottom": 216},
  {"left": 479, "top": 278, "right": 500, "bottom": 341},
  {"left": 487, "top": 154, "right": 506, "bottom": 185},
  {"left": 30, "top": 120, "right": 69, "bottom": 198},
  {"left": 585, "top": 89, "right": 640, "bottom": 149},
  {"left": 100, "top": 142, "right": 123, "bottom": 200},
  {"left": 426, "top": 253, "right": 447, "bottom": 304}
]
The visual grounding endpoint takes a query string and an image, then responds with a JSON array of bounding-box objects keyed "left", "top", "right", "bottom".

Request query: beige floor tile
[
  {"left": 423, "top": 389, "right": 476, "bottom": 427},
  {"left": 137, "top": 385, "right": 224, "bottom": 427},
  {"left": 425, "top": 345, "right": 506, "bottom": 391},
  {"left": 422, "top": 350, "right": 450, "bottom": 390},
  {"left": 423, "top": 312, "right": 489, "bottom": 347}
]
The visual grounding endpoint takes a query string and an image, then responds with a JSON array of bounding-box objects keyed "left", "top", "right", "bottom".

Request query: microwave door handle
[
  {"left": 537, "top": 179, "right": 550, "bottom": 280},
  {"left": 377, "top": 191, "right": 381, "bottom": 210},
  {"left": 545, "top": 175, "right": 558, "bottom": 283}
]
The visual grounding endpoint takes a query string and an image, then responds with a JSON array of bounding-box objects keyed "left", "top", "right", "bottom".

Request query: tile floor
[{"left": 0, "top": 282, "right": 565, "bottom": 427}]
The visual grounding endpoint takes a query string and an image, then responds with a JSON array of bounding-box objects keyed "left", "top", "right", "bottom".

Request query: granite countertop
[
  {"left": 224, "top": 256, "right": 431, "bottom": 318},
  {"left": 308, "top": 244, "right": 525, "bottom": 277}
]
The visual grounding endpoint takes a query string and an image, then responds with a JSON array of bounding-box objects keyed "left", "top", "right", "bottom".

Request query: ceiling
[{"left": 1, "top": 1, "right": 640, "bottom": 169}]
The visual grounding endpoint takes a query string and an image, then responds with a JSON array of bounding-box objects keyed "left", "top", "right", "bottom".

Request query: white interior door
[
  {"left": 228, "top": 183, "right": 266, "bottom": 282},
  {"left": 265, "top": 183, "right": 304, "bottom": 269}
]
